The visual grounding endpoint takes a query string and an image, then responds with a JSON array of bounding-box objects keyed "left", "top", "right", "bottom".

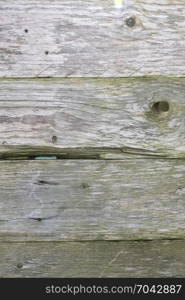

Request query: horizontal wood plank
[
  {"left": 1, "top": 240, "right": 185, "bottom": 277},
  {"left": 1, "top": 0, "right": 185, "bottom": 77},
  {"left": 1, "top": 78, "right": 185, "bottom": 158},
  {"left": 1, "top": 159, "right": 185, "bottom": 241}
]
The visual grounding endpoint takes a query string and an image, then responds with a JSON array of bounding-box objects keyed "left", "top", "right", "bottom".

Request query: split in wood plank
[{"left": 1, "top": 78, "right": 185, "bottom": 158}]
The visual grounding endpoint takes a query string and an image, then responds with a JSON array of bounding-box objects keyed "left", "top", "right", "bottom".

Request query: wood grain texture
[
  {"left": 1, "top": 240, "right": 185, "bottom": 277},
  {"left": 1, "top": 0, "right": 185, "bottom": 77},
  {"left": 1, "top": 78, "right": 185, "bottom": 158},
  {"left": 1, "top": 159, "right": 185, "bottom": 241}
]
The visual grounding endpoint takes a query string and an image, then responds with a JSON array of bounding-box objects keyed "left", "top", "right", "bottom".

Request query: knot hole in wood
[{"left": 152, "top": 101, "right": 170, "bottom": 114}]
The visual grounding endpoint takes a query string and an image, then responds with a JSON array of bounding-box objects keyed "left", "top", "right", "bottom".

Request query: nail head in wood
[
  {"left": 125, "top": 16, "right": 136, "bottom": 28},
  {"left": 52, "top": 135, "right": 57, "bottom": 144},
  {"left": 16, "top": 263, "right": 23, "bottom": 269}
]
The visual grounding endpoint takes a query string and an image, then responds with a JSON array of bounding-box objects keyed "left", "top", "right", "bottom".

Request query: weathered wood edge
[{"left": 1, "top": 240, "right": 185, "bottom": 277}]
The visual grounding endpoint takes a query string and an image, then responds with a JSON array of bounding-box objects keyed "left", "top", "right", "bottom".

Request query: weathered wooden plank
[
  {"left": 1, "top": 159, "right": 185, "bottom": 241},
  {"left": 1, "top": 0, "right": 185, "bottom": 77},
  {"left": 1, "top": 78, "right": 185, "bottom": 158},
  {"left": 1, "top": 240, "right": 185, "bottom": 277}
]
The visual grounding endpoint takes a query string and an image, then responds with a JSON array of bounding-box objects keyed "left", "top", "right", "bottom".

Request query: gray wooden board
[
  {"left": 0, "top": 159, "right": 185, "bottom": 241},
  {"left": 1, "top": 240, "right": 185, "bottom": 277},
  {"left": 1, "top": 78, "right": 185, "bottom": 158},
  {"left": 1, "top": 0, "right": 185, "bottom": 77}
]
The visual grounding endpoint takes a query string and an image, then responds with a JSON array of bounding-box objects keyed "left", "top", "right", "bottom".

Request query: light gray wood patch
[
  {"left": 0, "top": 159, "right": 185, "bottom": 241},
  {"left": 0, "top": 0, "right": 185, "bottom": 77}
]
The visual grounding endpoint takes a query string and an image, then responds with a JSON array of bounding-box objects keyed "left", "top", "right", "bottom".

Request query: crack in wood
[
  {"left": 29, "top": 215, "right": 58, "bottom": 222},
  {"left": 0, "top": 145, "right": 178, "bottom": 160},
  {"left": 34, "top": 180, "right": 59, "bottom": 186},
  {"left": 99, "top": 250, "right": 124, "bottom": 278}
]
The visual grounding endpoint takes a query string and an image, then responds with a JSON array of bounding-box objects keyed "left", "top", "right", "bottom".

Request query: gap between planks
[{"left": 0, "top": 145, "right": 179, "bottom": 160}]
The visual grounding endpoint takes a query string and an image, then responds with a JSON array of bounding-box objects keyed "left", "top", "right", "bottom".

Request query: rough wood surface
[
  {"left": 1, "top": 240, "right": 185, "bottom": 277},
  {"left": 1, "top": 0, "right": 185, "bottom": 279},
  {"left": 1, "top": 0, "right": 185, "bottom": 77},
  {"left": 1, "top": 78, "right": 185, "bottom": 158},
  {"left": 1, "top": 159, "right": 185, "bottom": 241}
]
